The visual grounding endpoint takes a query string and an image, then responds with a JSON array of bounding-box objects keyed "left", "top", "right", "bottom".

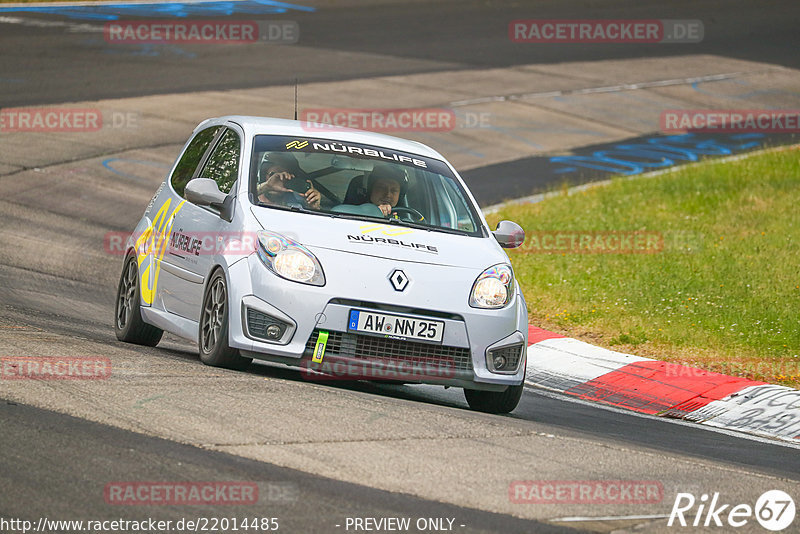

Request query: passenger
[
  {"left": 257, "top": 152, "right": 321, "bottom": 210},
  {"left": 364, "top": 163, "right": 408, "bottom": 217}
]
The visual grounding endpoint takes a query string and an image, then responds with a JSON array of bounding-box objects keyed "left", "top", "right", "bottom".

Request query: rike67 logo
[{"left": 669, "top": 490, "right": 795, "bottom": 531}]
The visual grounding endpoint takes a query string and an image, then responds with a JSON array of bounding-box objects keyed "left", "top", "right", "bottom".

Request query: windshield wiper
[
  {"left": 385, "top": 217, "right": 468, "bottom": 236},
  {"left": 384, "top": 217, "right": 426, "bottom": 229}
]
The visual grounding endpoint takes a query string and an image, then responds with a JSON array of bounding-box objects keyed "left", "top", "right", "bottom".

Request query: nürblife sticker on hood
[{"left": 347, "top": 223, "right": 438, "bottom": 254}]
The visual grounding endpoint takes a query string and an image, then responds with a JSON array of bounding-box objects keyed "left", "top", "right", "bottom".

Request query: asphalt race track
[
  {"left": 1, "top": 0, "right": 800, "bottom": 106},
  {"left": 1, "top": 1, "right": 800, "bottom": 533}
]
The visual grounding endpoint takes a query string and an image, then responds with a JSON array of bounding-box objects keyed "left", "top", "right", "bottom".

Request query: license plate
[{"left": 348, "top": 310, "right": 444, "bottom": 344}]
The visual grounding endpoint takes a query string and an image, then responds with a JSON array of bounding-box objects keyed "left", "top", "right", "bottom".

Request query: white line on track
[
  {"left": 550, "top": 514, "right": 670, "bottom": 522},
  {"left": 525, "top": 386, "right": 800, "bottom": 450},
  {"left": 0, "top": 15, "right": 102, "bottom": 32},
  {"left": 450, "top": 72, "right": 750, "bottom": 107}
]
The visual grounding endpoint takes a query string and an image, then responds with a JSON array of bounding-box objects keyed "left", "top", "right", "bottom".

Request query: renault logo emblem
[{"left": 389, "top": 269, "right": 409, "bottom": 292}]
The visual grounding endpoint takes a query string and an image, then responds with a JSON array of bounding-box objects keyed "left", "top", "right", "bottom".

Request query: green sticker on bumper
[{"left": 312, "top": 330, "right": 329, "bottom": 363}]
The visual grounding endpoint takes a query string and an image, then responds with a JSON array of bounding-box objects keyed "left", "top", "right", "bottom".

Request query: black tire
[
  {"left": 199, "top": 270, "right": 252, "bottom": 371},
  {"left": 464, "top": 384, "right": 524, "bottom": 414},
  {"left": 114, "top": 253, "right": 163, "bottom": 346}
]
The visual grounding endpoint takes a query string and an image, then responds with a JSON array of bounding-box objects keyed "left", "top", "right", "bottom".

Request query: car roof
[{"left": 196, "top": 115, "right": 446, "bottom": 161}]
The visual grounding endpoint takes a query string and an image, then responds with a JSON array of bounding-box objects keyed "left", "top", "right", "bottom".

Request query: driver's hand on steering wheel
[
  {"left": 303, "top": 180, "right": 321, "bottom": 210},
  {"left": 377, "top": 203, "right": 393, "bottom": 216}
]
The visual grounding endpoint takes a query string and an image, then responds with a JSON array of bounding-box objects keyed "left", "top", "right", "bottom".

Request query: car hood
[{"left": 250, "top": 207, "right": 506, "bottom": 269}]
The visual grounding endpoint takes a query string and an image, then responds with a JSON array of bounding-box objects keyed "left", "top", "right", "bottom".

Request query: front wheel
[
  {"left": 199, "top": 270, "right": 252, "bottom": 371},
  {"left": 114, "top": 253, "right": 163, "bottom": 346},
  {"left": 464, "top": 384, "right": 524, "bottom": 414}
]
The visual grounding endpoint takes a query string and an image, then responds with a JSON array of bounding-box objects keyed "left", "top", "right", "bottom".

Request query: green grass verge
[{"left": 487, "top": 147, "right": 800, "bottom": 387}]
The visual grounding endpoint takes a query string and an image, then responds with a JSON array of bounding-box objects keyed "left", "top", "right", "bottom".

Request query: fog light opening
[
  {"left": 266, "top": 324, "right": 282, "bottom": 339},
  {"left": 486, "top": 343, "right": 523, "bottom": 374},
  {"left": 246, "top": 307, "right": 290, "bottom": 342}
]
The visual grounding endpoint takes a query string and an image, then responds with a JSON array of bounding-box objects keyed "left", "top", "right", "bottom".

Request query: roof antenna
[{"left": 294, "top": 78, "right": 298, "bottom": 121}]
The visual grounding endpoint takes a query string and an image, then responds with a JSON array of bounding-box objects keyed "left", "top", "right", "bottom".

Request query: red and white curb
[{"left": 525, "top": 325, "right": 800, "bottom": 443}]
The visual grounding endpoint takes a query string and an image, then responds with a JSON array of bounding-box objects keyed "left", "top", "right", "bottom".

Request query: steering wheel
[{"left": 390, "top": 206, "right": 425, "bottom": 222}]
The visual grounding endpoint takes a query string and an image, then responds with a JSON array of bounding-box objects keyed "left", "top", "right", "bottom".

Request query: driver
[
  {"left": 365, "top": 163, "right": 408, "bottom": 217},
  {"left": 257, "top": 152, "right": 321, "bottom": 210}
]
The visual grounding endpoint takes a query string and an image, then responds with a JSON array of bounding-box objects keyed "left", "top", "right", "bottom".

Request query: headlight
[
  {"left": 257, "top": 231, "right": 325, "bottom": 286},
  {"left": 470, "top": 264, "right": 514, "bottom": 308}
]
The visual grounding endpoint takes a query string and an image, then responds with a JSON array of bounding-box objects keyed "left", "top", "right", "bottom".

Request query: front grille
[
  {"left": 305, "top": 329, "right": 472, "bottom": 372},
  {"left": 488, "top": 344, "right": 523, "bottom": 372}
]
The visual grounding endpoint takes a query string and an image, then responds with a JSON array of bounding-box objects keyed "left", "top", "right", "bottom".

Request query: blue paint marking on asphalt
[
  {"left": 549, "top": 133, "right": 766, "bottom": 176},
  {"left": 0, "top": 1, "right": 315, "bottom": 21},
  {"left": 102, "top": 158, "right": 170, "bottom": 184}
]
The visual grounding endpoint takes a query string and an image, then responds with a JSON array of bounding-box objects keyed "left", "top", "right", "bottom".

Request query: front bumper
[{"left": 228, "top": 252, "right": 527, "bottom": 389}]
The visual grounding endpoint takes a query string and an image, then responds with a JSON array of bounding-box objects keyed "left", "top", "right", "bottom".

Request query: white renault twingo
[{"left": 115, "top": 116, "right": 528, "bottom": 413}]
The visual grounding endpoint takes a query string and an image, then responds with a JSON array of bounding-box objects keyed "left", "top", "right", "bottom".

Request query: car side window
[
  {"left": 200, "top": 128, "right": 241, "bottom": 194},
  {"left": 170, "top": 126, "right": 221, "bottom": 197},
  {"left": 440, "top": 176, "right": 477, "bottom": 232}
]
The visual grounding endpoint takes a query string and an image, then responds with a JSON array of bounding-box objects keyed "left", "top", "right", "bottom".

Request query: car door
[
  {"left": 141, "top": 124, "right": 221, "bottom": 314},
  {"left": 152, "top": 125, "right": 222, "bottom": 318},
  {"left": 161, "top": 126, "right": 243, "bottom": 322}
]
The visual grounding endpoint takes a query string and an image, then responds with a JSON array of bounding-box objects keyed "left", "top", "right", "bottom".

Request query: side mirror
[
  {"left": 185, "top": 178, "right": 234, "bottom": 222},
  {"left": 185, "top": 178, "right": 226, "bottom": 206},
  {"left": 492, "top": 220, "right": 525, "bottom": 248}
]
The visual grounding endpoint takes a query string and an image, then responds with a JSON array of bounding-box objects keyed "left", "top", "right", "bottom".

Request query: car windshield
[{"left": 249, "top": 135, "right": 483, "bottom": 237}]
